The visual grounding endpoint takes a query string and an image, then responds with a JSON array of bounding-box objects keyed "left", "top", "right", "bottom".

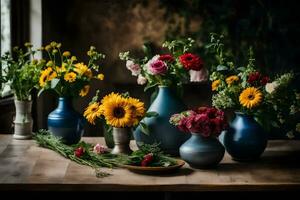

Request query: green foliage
[
  {"left": 0, "top": 44, "right": 45, "bottom": 100},
  {"left": 127, "top": 143, "right": 177, "bottom": 167}
]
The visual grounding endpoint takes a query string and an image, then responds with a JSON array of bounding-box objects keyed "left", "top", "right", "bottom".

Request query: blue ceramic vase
[
  {"left": 179, "top": 133, "right": 225, "bottom": 169},
  {"left": 222, "top": 112, "right": 268, "bottom": 161},
  {"left": 133, "top": 86, "right": 190, "bottom": 156},
  {"left": 48, "top": 97, "right": 85, "bottom": 145}
]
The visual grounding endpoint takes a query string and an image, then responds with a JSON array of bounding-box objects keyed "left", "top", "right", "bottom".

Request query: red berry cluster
[
  {"left": 74, "top": 147, "right": 85, "bottom": 158},
  {"left": 141, "top": 153, "right": 154, "bottom": 166}
]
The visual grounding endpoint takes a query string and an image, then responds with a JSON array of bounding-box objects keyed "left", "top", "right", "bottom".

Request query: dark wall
[{"left": 39, "top": 0, "right": 211, "bottom": 136}]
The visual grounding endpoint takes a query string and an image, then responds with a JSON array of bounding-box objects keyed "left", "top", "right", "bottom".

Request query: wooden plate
[{"left": 121, "top": 159, "right": 185, "bottom": 174}]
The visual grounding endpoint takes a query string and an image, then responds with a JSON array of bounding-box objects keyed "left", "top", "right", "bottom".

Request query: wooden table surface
[{"left": 0, "top": 134, "right": 300, "bottom": 191}]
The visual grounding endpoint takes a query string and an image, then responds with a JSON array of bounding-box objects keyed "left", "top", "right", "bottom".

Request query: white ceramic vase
[{"left": 13, "top": 99, "right": 33, "bottom": 139}]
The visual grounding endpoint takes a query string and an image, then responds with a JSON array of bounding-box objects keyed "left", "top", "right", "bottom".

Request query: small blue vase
[
  {"left": 222, "top": 112, "right": 268, "bottom": 161},
  {"left": 180, "top": 133, "right": 225, "bottom": 169},
  {"left": 134, "top": 86, "right": 190, "bottom": 156},
  {"left": 48, "top": 97, "right": 85, "bottom": 145}
]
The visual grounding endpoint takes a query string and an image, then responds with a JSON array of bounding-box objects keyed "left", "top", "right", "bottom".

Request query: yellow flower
[
  {"left": 56, "top": 66, "right": 66, "bottom": 73},
  {"left": 56, "top": 43, "right": 62, "bottom": 48},
  {"left": 64, "top": 72, "right": 77, "bottom": 82},
  {"left": 79, "top": 85, "right": 90, "bottom": 97},
  {"left": 48, "top": 71, "right": 57, "bottom": 81},
  {"left": 74, "top": 63, "right": 92, "bottom": 78},
  {"left": 71, "top": 56, "right": 77, "bottom": 61},
  {"left": 46, "top": 60, "right": 54, "bottom": 67},
  {"left": 97, "top": 73, "right": 104, "bottom": 80},
  {"left": 239, "top": 87, "right": 263, "bottom": 109},
  {"left": 226, "top": 75, "right": 239, "bottom": 86},
  {"left": 100, "top": 94, "right": 133, "bottom": 128},
  {"left": 50, "top": 41, "right": 57, "bottom": 47},
  {"left": 84, "top": 102, "right": 102, "bottom": 124},
  {"left": 62, "top": 51, "right": 71, "bottom": 57},
  {"left": 127, "top": 97, "right": 145, "bottom": 126},
  {"left": 212, "top": 80, "right": 221, "bottom": 91},
  {"left": 45, "top": 45, "right": 52, "bottom": 51},
  {"left": 24, "top": 42, "right": 32, "bottom": 48},
  {"left": 39, "top": 68, "right": 52, "bottom": 87}
]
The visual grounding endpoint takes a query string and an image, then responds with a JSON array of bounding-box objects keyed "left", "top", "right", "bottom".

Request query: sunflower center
[
  {"left": 91, "top": 107, "right": 98, "bottom": 112},
  {"left": 248, "top": 94, "right": 255, "bottom": 100},
  {"left": 113, "top": 107, "right": 125, "bottom": 118}
]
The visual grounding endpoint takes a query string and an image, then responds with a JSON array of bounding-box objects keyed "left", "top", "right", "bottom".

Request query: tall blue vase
[
  {"left": 222, "top": 112, "right": 268, "bottom": 161},
  {"left": 133, "top": 86, "right": 190, "bottom": 156},
  {"left": 48, "top": 97, "right": 85, "bottom": 145}
]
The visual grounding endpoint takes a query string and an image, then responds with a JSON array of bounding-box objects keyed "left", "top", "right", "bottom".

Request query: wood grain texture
[{"left": 0, "top": 135, "right": 300, "bottom": 191}]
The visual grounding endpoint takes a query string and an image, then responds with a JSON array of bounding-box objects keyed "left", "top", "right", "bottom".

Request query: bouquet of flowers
[
  {"left": 264, "top": 72, "right": 300, "bottom": 138},
  {"left": 119, "top": 38, "right": 207, "bottom": 93},
  {"left": 208, "top": 34, "right": 300, "bottom": 136},
  {"left": 170, "top": 106, "right": 227, "bottom": 137},
  {"left": 207, "top": 34, "right": 272, "bottom": 122},
  {"left": 0, "top": 43, "right": 45, "bottom": 100},
  {"left": 38, "top": 42, "right": 105, "bottom": 98},
  {"left": 84, "top": 91, "right": 157, "bottom": 132}
]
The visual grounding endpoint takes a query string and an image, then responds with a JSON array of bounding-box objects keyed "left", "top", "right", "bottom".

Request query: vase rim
[
  {"left": 158, "top": 85, "right": 169, "bottom": 88},
  {"left": 234, "top": 111, "right": 253, "bottom": 117}
]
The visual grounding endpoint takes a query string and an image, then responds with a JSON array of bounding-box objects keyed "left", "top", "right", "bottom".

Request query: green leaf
[
  {"left": 51, "top": 78, "right": 60, "bottom": 89},
  {"left": 140, "top": 122, "right": 150, "bottom": 135},
  {"left": 144, "top": 82, "right": 158, "bottom": 92},
  {"left": 237, "top": 67, "right": 246, "bottom": 71},
  {"left": 145, "top": 111, "right": 159, "bottom": 118},
  {"left": 216, "top": 65, "right": 228, "bottom": 71}
]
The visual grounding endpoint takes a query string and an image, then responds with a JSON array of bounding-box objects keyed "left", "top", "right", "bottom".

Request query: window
[{"left": 1, "top": 0, "right": 12, "bottom": 97}]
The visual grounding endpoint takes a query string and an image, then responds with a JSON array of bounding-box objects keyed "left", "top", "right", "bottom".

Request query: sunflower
[
  {"left": 97, "top": 73, "right": 105, "bottom": 80},
  {"left": 39, "top": 68, "right": 52, "bottom": 87},
  {"left": 127, "top": 97, "right": 145, "bottom": 117},
  {"left": 74, "top": 63, "right": 92, "bottom": 78},
  {"left": 212, "top": 80, "right": 221, "bottom": 91},
  {"left": 239, "top": 87, "right": 263, "bottom": 109},
  {"left": 83, "top": 102, "right": 102, "bottom": 124},
  {"left": 64, "top": 72, "right": 77, "bottom": 82},
  {"left": 226, "top": 75, "right": 239, "bottom": 86},
  {"left": 79, "top": 85, "right": 90, "bottom": 97},
  {"left": 101, "top": 94, "right": 133, "bottom": 128}
]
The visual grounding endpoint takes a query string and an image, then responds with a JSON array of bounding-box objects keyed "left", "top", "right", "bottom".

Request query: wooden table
[{"left": 0, "top": 134, "right": 300, "bottom": 191}]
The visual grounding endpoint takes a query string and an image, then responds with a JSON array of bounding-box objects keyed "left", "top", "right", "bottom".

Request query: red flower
[
  {"left": 247, "top": 71, "right": 261, "bottom": 85},
  {"left": 141, "top": 153, "right": 154, "bottom": 166},
  {"left": 172, "top": 107, "right": 227, "bottom": 137},
  {"left": 74, "top": 147, "right": 85, "bottom": 158},
  {"left": 260, "top": 76, "right": 270, "bottom": 85},
  {"left": 179, "top": 53, "right": 204, "bottom": 71},
  {"left": 159, "top": 54, "right": 174, "bottom": 63}
]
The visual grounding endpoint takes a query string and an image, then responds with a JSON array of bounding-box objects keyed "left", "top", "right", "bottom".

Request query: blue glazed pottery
[
  {"left": 133, "top": 86, "right": 190, "bottom": 156},
  {"left": 222, "top": 112, "right": 268, "bottom": 161},
  {"left": 48, "top": 97, "right": 85, "bottom": 145},
  {"left": 179, "top": 133, "right": 225, "bottom": 169}
]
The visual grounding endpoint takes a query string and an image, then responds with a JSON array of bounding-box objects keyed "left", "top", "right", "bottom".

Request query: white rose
[
  {"left": 126, "top": 60, "right": 141, "bottom": 76},
  {"left": 137, "top": 74, "right": 147, "bottom": 85},
  {"left": 265, "top": 81, "right": 279, "bottom": 94},
  {"left": 189, "top": 68, "right": 208, "bottom": 82}
]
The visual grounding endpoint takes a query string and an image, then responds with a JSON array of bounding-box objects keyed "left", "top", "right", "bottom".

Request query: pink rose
[
  {"left": 189, "top": 68, "right": 208, "bottom": 82},
  {"left": 126, "top": 60, "right": 141, "bottom": 76},
  {"left": 93, "top": 144, "right": 107, "bottom": 154},
  {"left": 137, "top": 74, "right": 147, "bottom": 85},
  {"left": 147, "top": 55, "right": 168, "bottom": 75}
]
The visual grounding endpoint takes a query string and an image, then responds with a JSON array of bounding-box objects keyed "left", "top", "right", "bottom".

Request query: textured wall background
[{"left": 39, "top": 0, "right": 210, "bottom": 136}]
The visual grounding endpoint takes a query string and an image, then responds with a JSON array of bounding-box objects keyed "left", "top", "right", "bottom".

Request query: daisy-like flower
[
  {"left": 83, "top": 102, "right": 102, "bottom": 124},
  {"left": 239, "top": 87, "right": 263, "bottom": 109},
  {"left": 212, "top": 80, "right": 221, "bottom": 91},
  {"left": 79, "top": 85, "right": 90, "bottom": 97},
  {"left": 225, "top": 75, "right": 239, "bottom": 86},
  {"left": 64, "top": 72, "right": 77, "bottom": 82}
]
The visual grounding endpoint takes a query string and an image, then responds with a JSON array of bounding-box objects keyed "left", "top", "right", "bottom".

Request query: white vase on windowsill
[{"left": 13, "top": 97, "right": 33, "bottom": 140}]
